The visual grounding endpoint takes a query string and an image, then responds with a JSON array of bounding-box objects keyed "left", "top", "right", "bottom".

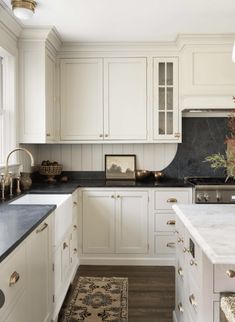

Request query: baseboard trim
[
  {"left": 79, "top": 257, "right": 176, "bottom": 266},
  {"left": 173, "top": 310, "right": 178, "bottom": 322}
]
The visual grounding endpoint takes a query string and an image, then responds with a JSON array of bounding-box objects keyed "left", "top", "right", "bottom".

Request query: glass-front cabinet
[{"left": 153, "top": 57, "right": 180, "bottom": 141}]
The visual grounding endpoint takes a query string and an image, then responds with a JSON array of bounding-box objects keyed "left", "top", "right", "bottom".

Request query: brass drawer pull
[
  {"left": 177, "top": 302, "right": 184, "bottom": 313},
  {"left": 226, "top": 269, "right": 235, "bottom": 278},
  {"left": 63, "top": 242, "right": 68, "bottom": 250},
  {"left": 9, "top": 271, "right": 20, "bottom": 286},
  {"left": 46, "top": 133, "right": 51, "bottom": 137},
  {"left": 190, "top": 259, "right": 197, "bottom": 266},
  {"left": 177, "top": 267, "right": 183, "bottom": 276},
  {"left": 189, "top": 294, "right": 197, "bottom": 307},
  {"left": 166, "top": 242, "right": 175, "bottom": 248},
  {"left": 36, "top": 222, "right": 48, "bottom": 234},
  {"left": 174, "top": 133, "right": 181, "bottom": 138},
  {"left": 167, "top": 220, "right": 176, "bottom": 225},
  {"left": 167, "top": 198, "right": 178, "bottom": 203}
]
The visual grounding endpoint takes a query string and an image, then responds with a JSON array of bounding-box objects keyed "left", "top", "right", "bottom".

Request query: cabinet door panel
[
  {"left": 60, "top": 58, "right": 103, "bottom": 140},
  {"left": 116, "top": 191, "right": 148, "bottom": 254},
  {"left": 104, "top": 58, "right": 147, "bottom": 140},
  {"left": 3, "top": 292, "right": 28, "bottom": 322},
  {"left": 82, "top": 191, "right": 115, "bottom": 253}
]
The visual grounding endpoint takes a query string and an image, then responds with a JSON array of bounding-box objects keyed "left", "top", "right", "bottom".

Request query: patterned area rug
[{"left": 59, "top": 277, "right": 128, "bottom": 322}]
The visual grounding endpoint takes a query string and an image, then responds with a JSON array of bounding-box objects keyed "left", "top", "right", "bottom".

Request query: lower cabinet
[{"left": 82, "top": 189, "right": 148, "bottom": 256}]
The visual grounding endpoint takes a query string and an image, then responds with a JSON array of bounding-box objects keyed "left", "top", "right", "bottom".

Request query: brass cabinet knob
[
  {"left": 117, "top": 195, "right": 121, "bottom": 198},
  {"left": 166, "top": 220, "right": 176, "bottom": 225},
  {"left": 73, "top": 248, "right": 78, "bottom": 254},
  {"left": 183, "top": 247, "right": 190, "bottom": 253},
  {"left": 105, "top": 134, "right": 108, "bottom": 137},
  {"left": 189, "top": 294, "right": 197, "bottom": 307},
  {"left": 177, "top": 267, "right": 183, "bottom": 276},
  {"left": 167, "top": 198, "right": 178, "bottom": 203},
  {"left": 9, "top": 271, "right": 20, "bottom": 286},
  {"left": 190, "top": 259, "right": 197, "bottom": 266},
  {"left": 177, "top": 237, "right": 184, "bottom": 244},
  {"left": 111, "top": 195, "right": 115, "bottom": 198},
  {"left": 36, "top": 222, "right": 48, "bottom": 234},
  {"left": 73, "top": 225, "right": 78, "bottom": 230},
  {"left": 46, "top": 133, "right": 51, "bottom": 137},
  {"left": 73, "top": 201, "right": 77, "bottom": 205},
  {"left": 166, "top": 242, "right": 175, "bottom": 248},
  {"left": 177, "top": 302, "right": 184, "bottom": 313},
  {"left": 63, "top": 242, "right": 68, "bottom": 250},
  {"left": 226, "top": 269, "right": 235, "bottom": 278},
  {"left": 99, "top": 134, "right": 103, "bottom": 138}
]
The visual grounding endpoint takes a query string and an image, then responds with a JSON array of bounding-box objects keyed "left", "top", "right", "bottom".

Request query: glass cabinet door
[{"left": 153, "top": 58, "right": 179, "bottom": 141}]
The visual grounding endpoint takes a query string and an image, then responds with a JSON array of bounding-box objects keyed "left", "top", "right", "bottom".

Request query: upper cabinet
[
  {"left": 19, "top": 29, "right": 61, "bottom": 144},
  {"left": 60, "top": 57, "right": 147, "bottom": 142},
  {"left": 153, "top": 57, "right": 180, "bottom": 142}
]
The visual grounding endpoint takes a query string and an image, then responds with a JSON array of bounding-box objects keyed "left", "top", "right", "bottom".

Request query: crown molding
[{"left": 0, "top": 0, "right": 22, "bottom": 40}]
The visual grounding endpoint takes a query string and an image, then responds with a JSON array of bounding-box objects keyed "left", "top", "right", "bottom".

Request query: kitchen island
[{"left": 173, "top": 204, "right": 235, "bottom": 322}]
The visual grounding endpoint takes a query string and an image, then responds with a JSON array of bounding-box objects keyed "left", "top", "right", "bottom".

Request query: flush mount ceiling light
[{"left": 11, "top": 0, "right": 37, "bottom": 20}]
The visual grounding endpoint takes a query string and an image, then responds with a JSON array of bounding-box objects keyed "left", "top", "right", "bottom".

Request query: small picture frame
[{"left": 105, "top": 154, "right": 136, "bottom": 180}]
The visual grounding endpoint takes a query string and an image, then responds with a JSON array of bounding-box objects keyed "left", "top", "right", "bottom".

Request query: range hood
[{"left": 181, "top": 96, "right": 234, "bottom": 117}]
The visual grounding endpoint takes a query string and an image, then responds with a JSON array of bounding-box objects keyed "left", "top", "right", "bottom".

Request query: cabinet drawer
[
  {"left": 0, "top": 244, "right": 27, "bottom": 316},
  {"left": 154, "top": 235, "right": 176, "bottom": 256},
  {"left": 154, "top": 189, "right": 191, "bottom": 210},
  {"left": 154, "top": 213, "right": 175, "bottom": 233},
  {"left": 214, "top": 264, "right": 235, "bottom": 293},
  {"left": 185, "top": 276, "right": 201, "bottom": 322}
]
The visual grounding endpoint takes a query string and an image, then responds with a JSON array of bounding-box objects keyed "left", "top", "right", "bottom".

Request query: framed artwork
[{"left": 105, "top": 154, "right": 136, "bottom": 180}]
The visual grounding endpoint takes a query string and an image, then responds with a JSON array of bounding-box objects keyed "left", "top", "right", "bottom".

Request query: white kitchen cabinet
[
  {"left": 2, "top": 291, "right": 28, "bottom": 322},
  {"left": 60, "top": 58, "right": 103, "bottom": 141},
  {"left": 82, "top": 190, "right": 116, "bottom": 253},
  {"left": 153, "top": 57, "right": 180, "bottom": 142},
  {"left": 26, "top": 216, "right": 52, "bottom": 322},
  {"left": 19, "top": 29, "right": 60, "bottom": 143},
  {"left": 60, "top": 57, "right": 147, "bottom": 142},
  {"left": 82, "top": 189, "right": 148, "bottom": 256}
]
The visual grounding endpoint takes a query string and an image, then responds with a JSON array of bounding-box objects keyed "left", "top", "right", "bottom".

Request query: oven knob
[
  {"left": 196, "top": 193, "right": 203, "bottom": 202},
  {"left": 216, "top": 192, "right": 221, "bottom": 202},
  {"left": 204, "top": 193, "right": 209, "bottom": 202}
]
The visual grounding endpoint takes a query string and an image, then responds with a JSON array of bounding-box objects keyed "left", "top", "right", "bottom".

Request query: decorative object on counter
[
  {"left": 105, "top": 154, "right": 136, "bottom": 180},
  {"left": 205, "top": 109, "right": 235, "bottom": 181},
  {"left": 59, "top": 276, "right": 128, "bottom": 322},
  {"left": 136, "top": 169, "right": 151, "bottom": 181},
  {"left": 20, "top": 172, "right": 32, "bottom": 190},
  {"left": 60, "top": 175, "right": 68, "bottom": 183},
  {"left": 39, "top": 160, "right": 63, "bottom": 183},
  {"left": 153, "top": 171, "right": 165, "bottom": 181}
]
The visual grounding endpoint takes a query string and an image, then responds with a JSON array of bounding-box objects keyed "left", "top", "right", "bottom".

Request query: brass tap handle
[
  {"left": 166, "top": 220, "right": 176, "bottom": 225},
  {"left": 167, "top": 198, "right": 178, "bottom": 203},
  {"left": 9, "top": 271, "right": 20, "bottom": 286},
  {"left": 226, "top": 269, "right": 235, "bottom": 278},
  {"left": 36, "top": 223, "right": 48, "bottom": 234}
]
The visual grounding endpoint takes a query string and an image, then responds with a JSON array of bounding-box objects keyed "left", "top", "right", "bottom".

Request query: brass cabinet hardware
[
  {"left": 117, "top": 195, "right": 121, "bottom": 198},
  {"left": 73, "top": 201, "right": 77, "bottom": 205},
  {"left": 189, "top": 294, "right": 197, "bottom": 307},
  {"left": 190, "top": 259, "right": 197, "bottom": 266},
  {"left": 177, "top": 267, "right": 183, "bottom": 276},
  {"left": 183, "top": 247, "right": 190, "bottom": 253},
  {"left": 36, "top": 222, "right": 48, "bottom": 234},
  {"left": 226, "top": 269, "right": 235, "bottom": 278},
  {"left": 105, "top": 134, "right": 108, "bottom": 137},
  {"left": 73, "top": 248, "right": 78, "bottom": 253},
  {"left": 166, "top": 242, "right": 175, "bottom": 248},
  {"left": 177, "top": 237, "right": 184, "bottom": 244},
  {"left": 46, "top": 133, "right": 51, "bottom": 137},
  {"left": 9, "top": 271, "right": 20, "bottom": 286},
  {"left": 174, "top": 133, "right": 181, "bottom": 138},
  {"left": 73, "top": 225, "right": 78, "bottom": 230},
  {"left": 167, "top": 198, "right": 178, "bottom": 203},
  {"left": 63, "top": 242, "right": 68, "bottom": 250},
  {"left": 99, "top": 134, "right": 103, "bottom": 138},
  {"left": 111, "top": 195, "right": 115, "bottom": 198},
  {"left": 167, "top": 220, "right": 176, "bottom": 225},
  {"left": 174, "top": 230, "right": 179, "bottom": 234},
  {"left": 177, "top": 302, "right": 184, "bottom": 313}
]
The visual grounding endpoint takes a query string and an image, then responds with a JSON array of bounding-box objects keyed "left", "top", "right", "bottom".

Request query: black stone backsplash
[{"left": 164, "top": 117, "right": 228, "bottom": 178}]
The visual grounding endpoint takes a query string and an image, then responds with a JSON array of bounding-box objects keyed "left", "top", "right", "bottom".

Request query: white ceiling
[{"left": 3, "top": 0, "right": 235, "bottom": 42}]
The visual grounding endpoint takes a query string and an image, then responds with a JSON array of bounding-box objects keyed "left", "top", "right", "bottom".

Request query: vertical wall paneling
[{"left": 34, "top": 143, "right": 177, "bottom": 172}]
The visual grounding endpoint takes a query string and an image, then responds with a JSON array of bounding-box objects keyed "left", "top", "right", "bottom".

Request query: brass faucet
[{"left": 1, "top": 147, "right": 34, "bottom": 200}]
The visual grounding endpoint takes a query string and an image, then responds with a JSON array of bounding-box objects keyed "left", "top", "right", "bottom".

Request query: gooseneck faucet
[{"left": 1, "top": 147, "right": 34, "bottom": 200}]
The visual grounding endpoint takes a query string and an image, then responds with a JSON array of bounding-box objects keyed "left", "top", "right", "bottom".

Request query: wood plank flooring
[{"left": 60, "top": 265, "right": 175, "bottom": 322}]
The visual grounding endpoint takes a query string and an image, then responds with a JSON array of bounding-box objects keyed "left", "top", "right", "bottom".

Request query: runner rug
[{"left": 59, "top": 276, "right": 128, "bottom": 322}]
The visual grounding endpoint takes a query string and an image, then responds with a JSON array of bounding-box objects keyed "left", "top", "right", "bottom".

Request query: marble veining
[{"left": 173, "top": 204, "right": 235, "bottom": 264}]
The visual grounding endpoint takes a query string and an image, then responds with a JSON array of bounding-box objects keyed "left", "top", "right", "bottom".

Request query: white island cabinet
[{"left": 173, "top": 204, "right": 235, "bottom": 322}]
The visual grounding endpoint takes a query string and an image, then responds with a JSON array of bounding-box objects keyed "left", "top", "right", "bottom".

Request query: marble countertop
[
  {"left": 173, "top": 204, "right": 235, "bottom": 264},
  {"left": 0, "top": 203, "right": 55, "bottom": 263}
]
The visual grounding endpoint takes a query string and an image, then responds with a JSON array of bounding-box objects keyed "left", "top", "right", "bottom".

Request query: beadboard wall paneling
[{"left": 20, "top": 143, "right": 178, "bottom": 172}]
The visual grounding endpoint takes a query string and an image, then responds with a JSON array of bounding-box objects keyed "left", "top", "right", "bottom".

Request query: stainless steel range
[{"left": 185, "top": 177, "right": 235, "bottom": 204}]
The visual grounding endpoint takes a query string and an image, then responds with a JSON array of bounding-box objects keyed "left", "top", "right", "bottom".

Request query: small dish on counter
[
  {"left": 136, "top": 170, "right": 151, "bottom": 181},
  {"left": 153, "top": 171, "right": 165, "bottom": 181}
]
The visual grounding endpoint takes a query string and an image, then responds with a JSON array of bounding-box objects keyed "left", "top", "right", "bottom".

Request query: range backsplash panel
[{"left": 164, "top": 117, "right": 228, "bottom": 178}]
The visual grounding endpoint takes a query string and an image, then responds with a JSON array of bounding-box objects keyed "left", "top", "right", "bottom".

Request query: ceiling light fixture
[{"left": 11, "top": 0, "right": 37, "bottom": 20}]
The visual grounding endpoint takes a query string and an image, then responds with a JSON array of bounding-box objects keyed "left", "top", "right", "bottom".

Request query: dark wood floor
[{"left": 66, "top": 265, "right": 175, "bottom": 322}]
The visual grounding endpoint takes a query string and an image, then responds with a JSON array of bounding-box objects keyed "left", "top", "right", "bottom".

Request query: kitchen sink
[{"left": 10, "top": 194, "right": 71, "bottom": 207}]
